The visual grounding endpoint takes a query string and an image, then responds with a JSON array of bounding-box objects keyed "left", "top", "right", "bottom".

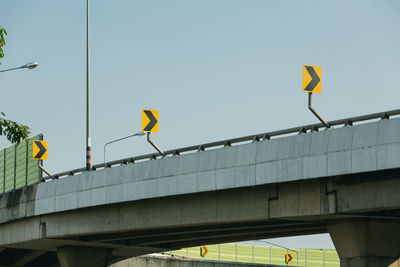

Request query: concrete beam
[
  {"left": 57, "top": 247, "right": 111, "bottom": 267},
  {"left": 11, "top": 250, "right": 46, "bottom": 267}
]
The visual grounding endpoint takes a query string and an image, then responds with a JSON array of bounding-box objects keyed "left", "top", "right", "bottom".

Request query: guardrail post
[
  {"left": 252, "top": 245, "right": 254, "bottom": 263},
  {"left": 235, "top": 244, "right": 238, "bottom": 262},
  {"left": 218, "top": 244, "right": 221, "bottom": 261},
  {"left": 270, "top": 246, "right": 272, "bottom": 264},
  {"left": 323, "top": 249, "right": 325, "bottom": 267},
  {"left": 305, "top": 249, "right": 307, "bottom": 267}
]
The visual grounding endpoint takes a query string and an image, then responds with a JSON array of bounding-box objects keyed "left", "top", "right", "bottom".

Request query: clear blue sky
[{"left": 1, "top": 0, "right": 399, "bottom": 249}]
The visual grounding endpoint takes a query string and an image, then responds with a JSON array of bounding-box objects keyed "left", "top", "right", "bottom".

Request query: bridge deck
[{"left": 27, "top": 117, "right": 400, "bottom": 217}]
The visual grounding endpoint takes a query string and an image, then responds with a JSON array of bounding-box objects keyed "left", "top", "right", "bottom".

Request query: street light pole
[
  {"left": 255, "top": 240, "right": 299, "bottom": 266},
  {"left": 86, "top": 0, "right": 91, "bottom": 171},
  {"left": 103, "top": 131, "right": 145, "bottom": 162},
  {"left": 0, "top": 62, "right": 38, "bottom": 73}
]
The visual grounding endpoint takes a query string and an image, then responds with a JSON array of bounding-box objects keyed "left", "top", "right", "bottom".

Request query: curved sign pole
[{"left": 308, "top": 92, "right": 330, "bottom": 128}]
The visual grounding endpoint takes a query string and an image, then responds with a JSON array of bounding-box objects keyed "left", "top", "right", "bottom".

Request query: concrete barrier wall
[
  {"left": 31, "top": 118, "right": 400, "bottom": 218},
  {"left": 110, "top": 256, "right": 285, "bottom": 267}
]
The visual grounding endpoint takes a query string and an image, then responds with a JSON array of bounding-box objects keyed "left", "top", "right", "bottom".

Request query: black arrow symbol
[
  {"left": 304, "top": 66, "right": 321, "bottom": 92},
  {"left": 201, "top": 247, "right": 208, "bottom": 257},
  {"left": 34, "top": 141, "right": 46, "bottom": 159},
  {"left": 143, "top": 110, "right": 158, "bottom": 131},
  {"left": 289, "top": 254, "right": 293, "bottom": 262}
]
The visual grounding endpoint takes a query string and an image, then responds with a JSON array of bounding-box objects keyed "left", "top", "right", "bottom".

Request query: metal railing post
[
  {"left": 235, "top": 244, "right": 238, "bottom": 262},
  {"left": 252, "top": 245, "right": 254, "bottom": 263},
  {"left": 305, "top": 249, "right": 307, "bottom": 267},
  {"left": 270, "top": 246, "right": 272, "bottom": 264}
]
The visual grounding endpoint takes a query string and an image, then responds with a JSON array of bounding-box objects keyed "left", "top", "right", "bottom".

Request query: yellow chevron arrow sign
[
  {"left": 142, "top": 109, "right": 159, "bottom": 133},
  {"left": 33, "top": 140, "right": 47, "bottom": 160},
  {"left": 303, "top": 65, "right": 322, "bottom": 93},
  {"left": 285, "top": 253, "right": 294, "bottom": 264},
  {"left": 200, "top": 246, "right": 208, "bottom": 257}
]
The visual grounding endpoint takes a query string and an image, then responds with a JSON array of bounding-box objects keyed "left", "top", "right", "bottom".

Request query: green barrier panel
[
  {"left": 171, "top": 244, "right": 340, "bottom": 267},
  {"left": 254, "top": 245, "right": 270, "bottom": 264},
  {"left": 5, "top": 145, "right": 15, "bottom": 192},
  {"left": 0, "top": 149, "right": 3, "bottom": 193},
  {"left": 0, "top": 134, "right": 42, "bottom": 194},
  {"left": 27, "top": 137, "right": 41, "bottom": 185},
  {"left": 15, "top": 142, "right": 27, "bottom": 189}
]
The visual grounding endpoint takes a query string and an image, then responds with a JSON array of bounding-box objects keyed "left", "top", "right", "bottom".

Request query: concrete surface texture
[
  {"left": 109, "top": 255, "right": 286, "bottom": 267},
  {"left": 389, "top": 258, "right": 400, "bottom": 267},
  {"left": 0, "top": 118, "right": 400, "bottom": 266},
  {"left": 328, "top": 220, "right": 400, "bottom": 264},
  {"left": 57, "top": 247, "right": 112, "bottom": 267}
]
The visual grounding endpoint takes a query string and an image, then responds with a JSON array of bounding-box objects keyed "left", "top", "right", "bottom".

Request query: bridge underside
[
  {"left": 0, "top": 219, "right": 328, "bottom": 266},
  {"left": 1, "top": 169, "right": 400, "bottom": 266},
  {"left": 1, "top": 214, "right": 400, "bottom": 266}
]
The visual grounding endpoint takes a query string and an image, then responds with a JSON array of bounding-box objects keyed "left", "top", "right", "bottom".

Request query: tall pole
[{"left": 86, "top": 0, "right": 91, "bottom": 171}]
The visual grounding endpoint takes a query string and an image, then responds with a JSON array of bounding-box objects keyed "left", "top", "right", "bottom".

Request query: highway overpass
[
  {"left": 1, "top": 109, "right": 400, "bottom": 267},
  {"left": 109, "top": 254, "right": 286, "bottom": 267}
]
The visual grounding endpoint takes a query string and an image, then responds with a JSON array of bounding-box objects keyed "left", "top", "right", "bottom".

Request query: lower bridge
[{"left": 110, "top": 255, "right": 286, "bottom": 267}]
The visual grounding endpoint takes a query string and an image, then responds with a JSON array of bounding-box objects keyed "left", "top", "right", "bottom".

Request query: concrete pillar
[
  {"left": 328, "top": 220, "right": 400, "bottom": 267},
  {"left": 57, "top": 247, "right": 112, "bottom": 267}
]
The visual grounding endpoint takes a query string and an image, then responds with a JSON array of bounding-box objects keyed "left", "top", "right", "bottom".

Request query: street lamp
[
  {"left": 255, "top": 240, "right": 299, "bottom": 266},
  {"left": 103, "top": 131, "right": 146, "bottom": 162},
  {"left": 86, "top": 0, "right": 91, "bottom": 171},
  {"left": 0, "top": 62, "right": 39, "bottom": 73}
]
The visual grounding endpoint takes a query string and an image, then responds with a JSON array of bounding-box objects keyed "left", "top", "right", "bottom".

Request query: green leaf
[
  {"left": 0, "top": 117, "right": 31, "bottom": 144},
  {"left": 0, "top": 26, "right": 6, "bottom": 64}
]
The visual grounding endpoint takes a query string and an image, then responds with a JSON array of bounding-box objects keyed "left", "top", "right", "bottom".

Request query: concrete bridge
[
  {"left": 109, "top": 254, "right": 286, "bottom": 267},
  {"left": 1, "top": 110, "right": 400, "bottom": 267}
]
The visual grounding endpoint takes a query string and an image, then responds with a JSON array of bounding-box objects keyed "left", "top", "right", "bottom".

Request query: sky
[{"left": 1, "top": 0, "right": 399, "bottom": 249}]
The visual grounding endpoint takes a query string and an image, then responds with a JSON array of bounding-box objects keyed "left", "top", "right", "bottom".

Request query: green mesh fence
[
  {"left": 0, "top": 134, "right": 42, "bottom": 193},
  {"left": 171, "top": 243, "right": 340, "bottom": 267}
]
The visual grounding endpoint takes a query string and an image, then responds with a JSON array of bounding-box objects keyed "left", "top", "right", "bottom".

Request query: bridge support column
[
  {"left": 57, "top": 247, "right": 111, "bottom": 267},
  {"left": 328, "top": 220, "right": 400, "bottom": 267}
]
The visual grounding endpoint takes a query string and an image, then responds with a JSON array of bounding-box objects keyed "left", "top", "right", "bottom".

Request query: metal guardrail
[{"left": 46, "top": 108, "right": 400, "bottom": 181}]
